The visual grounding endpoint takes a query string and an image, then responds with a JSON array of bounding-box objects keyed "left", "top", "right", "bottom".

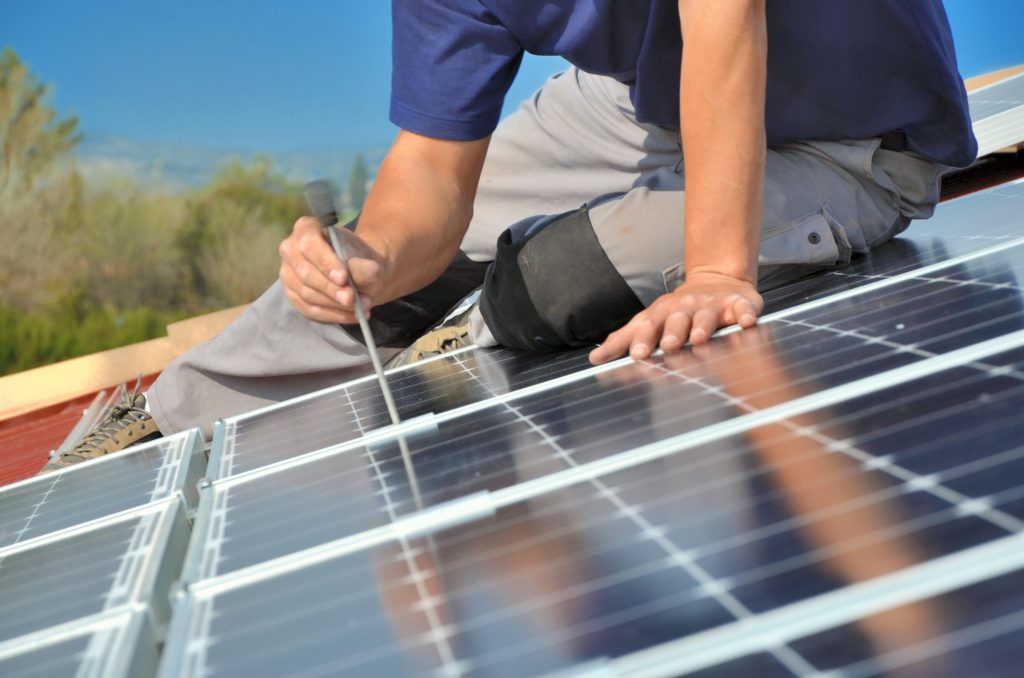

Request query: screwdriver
[
  {"left": 303, "top": 179, "right": 402, "bottom": 428},
  {"left": 303, "top": 181, "right": 426, "bottom": 513}
]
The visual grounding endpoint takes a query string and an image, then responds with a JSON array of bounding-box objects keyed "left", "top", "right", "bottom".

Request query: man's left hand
[{"left": 589, "top": 271, "right": 763, "bottom": 364}]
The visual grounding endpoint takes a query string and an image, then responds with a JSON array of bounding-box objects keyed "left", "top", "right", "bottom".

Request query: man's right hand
[
  {"left": 278, "top": 216, "right": 387, "bottom": 324},
  {"left": 278, "top": 130, "right": 489, "bottom": 326}
]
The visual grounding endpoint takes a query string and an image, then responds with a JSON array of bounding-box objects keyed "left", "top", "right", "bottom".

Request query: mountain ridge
[{"left": 73, "top": 131, "right": 388, "bottom": 191}]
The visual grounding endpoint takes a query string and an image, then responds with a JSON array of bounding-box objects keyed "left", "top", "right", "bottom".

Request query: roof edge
[
  {"left": 0, "top": 305, "right": 248, "bottom": 420},
  {"left": 964, "top": 64, "right": 1024, "bottom": 92}
]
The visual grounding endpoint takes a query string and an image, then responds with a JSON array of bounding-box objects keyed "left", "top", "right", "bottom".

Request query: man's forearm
[
  {"left": 679, "top": 0, "right": 767, "bottom": 284},
  {"left": 355, "top": 131, "right": 490, "bottom": 304}
]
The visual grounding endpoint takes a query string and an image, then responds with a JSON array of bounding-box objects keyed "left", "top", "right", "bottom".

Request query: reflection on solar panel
[
  {"left": 146, "top": 179, "right": 1024, "bottom": 677},
  {"left": 970, "top": 73, "right": 1024, "bottom": 156}
]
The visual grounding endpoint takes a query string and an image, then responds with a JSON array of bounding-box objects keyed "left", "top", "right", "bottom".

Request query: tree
[
  {"left": 347, "top": 152, "right": 368, "bottom": 212},
  {"left": 0, "top": 47, "right": 81, "bottom": 198},
  {"left": 179, "top": 157, "right": 305, "bottom": 306}
]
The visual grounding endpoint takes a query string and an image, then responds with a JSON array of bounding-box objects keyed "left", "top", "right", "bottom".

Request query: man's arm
[
  {"left": 278, "top": 130, "right": 490, "bottom": 324},
  {"left": 590, "top": 0, "right": 767, "bottom": 364}
]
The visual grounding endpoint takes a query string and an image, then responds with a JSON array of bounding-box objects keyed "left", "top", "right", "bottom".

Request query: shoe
[
  {"left": 38, "top": 379, "right": 162, "bottom": 474},
  {"left": 387, "top": 306, "right": 474, "bottom": 369}
]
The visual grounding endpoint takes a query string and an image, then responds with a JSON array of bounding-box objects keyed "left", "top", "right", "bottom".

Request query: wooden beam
[{"left": 0, "top": 304, "right": 248, "bottom": 420}]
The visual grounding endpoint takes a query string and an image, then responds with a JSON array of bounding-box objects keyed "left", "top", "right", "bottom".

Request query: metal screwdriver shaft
[{"left": 303, "top": 181, "right": 426, "bottom": 512}]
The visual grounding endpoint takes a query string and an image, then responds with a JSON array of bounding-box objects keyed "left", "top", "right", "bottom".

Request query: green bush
[
  {"left": 0, "top": 157, "right": 316, "bottom": 375},
  {"left": 0, "top": 49, "right": 363, "bottom": 376},
  {"left": 0, "top": 301, "right": 189, "bottom": 376}
]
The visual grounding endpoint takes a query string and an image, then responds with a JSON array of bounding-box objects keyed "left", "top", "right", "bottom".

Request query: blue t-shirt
[{"left": 391, "top": 0, "right": 977, "bottom": 167}]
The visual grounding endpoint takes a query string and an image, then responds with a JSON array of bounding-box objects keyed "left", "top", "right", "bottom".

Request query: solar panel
[
  {"left": 160, "top": 332, "right": 1024, "bottom": 676},
  {"left": 0, "top": 610, "right": 158, "bottom": 678},
  {"left": 0, "top": 429, "right": 204, "bottom": 549},
  {"left": 969, "top": 72, "right": 1024, "bottom": 156},
  {"left": 969, "top": 73, "right": 1024, "bottom": 121},
  {"left": 159, "top": 333, "right": 1024, "bottom": 675},
  {"left": 206, "top": 182, "right": 1024, "bottom": 489},
  {"left": 0, "top": 500, "right": 188, "bottom": 650}
]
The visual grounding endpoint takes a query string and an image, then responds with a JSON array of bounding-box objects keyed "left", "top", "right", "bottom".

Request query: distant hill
[{"left": 73, "top": 131, "right": 388, "bottom": 192}]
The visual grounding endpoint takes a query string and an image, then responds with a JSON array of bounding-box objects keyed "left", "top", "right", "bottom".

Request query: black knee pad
[{"left": 479, "top": 205, "right": 644, "bottom": 352}]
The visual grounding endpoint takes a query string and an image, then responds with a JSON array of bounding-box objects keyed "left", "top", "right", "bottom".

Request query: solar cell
[
  {"left": 0, "top": 429, "right": 204, "bottom": 549},
  {"left": 0, "top": 500, "right": 188, "bottom": 648}
]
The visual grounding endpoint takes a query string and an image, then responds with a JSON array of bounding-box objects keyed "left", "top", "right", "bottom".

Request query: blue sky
[{"left": 3, "top": 0, "right": 1023, "bottom": 151}]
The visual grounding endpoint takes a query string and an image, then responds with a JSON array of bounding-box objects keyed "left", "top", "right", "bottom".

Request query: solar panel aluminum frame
[
  {"left": 0, "top": 609, "right": 159, "bottom": 678},
  {"left": 604, "top": 531, "right": 1024, "bottom": 678},
  {"left": 0, "top": 427, "right": 205, "bottom": 504},
  {"left": 0, "top": 498, "right": 190, "bottom": 651},
  {"left": 970, "top": 72, "right": 1024, "bottom": 157},
  {"left": 0, "top": 429, "right": 205, "bottom": 551}
]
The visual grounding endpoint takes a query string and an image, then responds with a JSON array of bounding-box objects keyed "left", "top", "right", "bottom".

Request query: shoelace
[
  {"left": 58, "top": 378, "right": 148, "bottom": 463},
  {"left": 420, "top": 326, "right": 470, "bottom": 354}
]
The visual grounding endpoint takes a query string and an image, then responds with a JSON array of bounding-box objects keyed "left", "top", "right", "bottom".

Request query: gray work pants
[{"left": 148, "top": 67, "right": 944, "bottom": 438}]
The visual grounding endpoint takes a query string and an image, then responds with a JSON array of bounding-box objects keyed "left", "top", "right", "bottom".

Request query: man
[{"left": 44, "top": 0, "right": 975, "bottom": 469}]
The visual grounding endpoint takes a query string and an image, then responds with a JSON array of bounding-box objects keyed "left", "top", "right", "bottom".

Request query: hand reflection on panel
[
  {"left": 373, "top": 498, "right": 599, "bottom": 673},
  {"left": 670, "top": 328, "right": 948, "bottom": 673},
  {"left": 366, "top": 359, "right": 731, "bottom": 672},
  {"left": 368, "top": 355, "right": 597, "bottom": 671}
]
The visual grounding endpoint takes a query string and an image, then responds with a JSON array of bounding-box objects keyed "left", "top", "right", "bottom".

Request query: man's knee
[{"left": 479, "top": 206, "right": 644, "bottom": 352}]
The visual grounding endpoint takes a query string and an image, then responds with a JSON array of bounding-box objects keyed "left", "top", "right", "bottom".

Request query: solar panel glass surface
[
  {"left": 0, "top": 430, "right": 203, "bottom": 549},
  {"left": 0, "top": 501, "right": 186, "bottom": 648}
]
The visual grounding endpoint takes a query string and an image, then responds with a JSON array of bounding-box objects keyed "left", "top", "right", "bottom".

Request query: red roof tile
[{"left": 0, "top": 373, "right": 160, "bottom": 487}]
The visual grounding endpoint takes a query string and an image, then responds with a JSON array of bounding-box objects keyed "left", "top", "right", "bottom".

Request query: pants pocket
[
  {"left": 663, "top": 204, "right": 854, "bottom": 293},
  {"left": 757, "top": 204, "right": 853, "bottom": 290}
]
